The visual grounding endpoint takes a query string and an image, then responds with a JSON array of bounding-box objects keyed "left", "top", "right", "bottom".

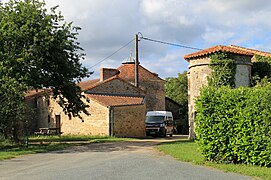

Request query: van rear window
[{"left": 145, "top": 116, "right": 165, "bottom": 123}]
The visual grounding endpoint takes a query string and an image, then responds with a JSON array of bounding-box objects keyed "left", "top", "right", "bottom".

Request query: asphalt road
[{"left": 0, "top": 136, "right": 253, "bottom": 180}]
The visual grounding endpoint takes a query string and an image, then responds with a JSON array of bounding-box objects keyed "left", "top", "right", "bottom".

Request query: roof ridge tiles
[
  {"left": 117, "top": 64, "right": 165, "bottom": 82},
  {"left": 229, "top": 45, "right": 271, "bottom": 57},
  {"left": 184, "top": 44, "right": 257, "bottom": 60}
]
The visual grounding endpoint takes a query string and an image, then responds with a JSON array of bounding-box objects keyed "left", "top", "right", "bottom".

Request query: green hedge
[{"left": 195, "top": 85, "right": 271, "bottom": 166}]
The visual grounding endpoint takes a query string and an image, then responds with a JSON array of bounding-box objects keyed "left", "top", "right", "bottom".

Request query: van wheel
[
  {"left": 169, "top": 134, "right": 173, "bottom": 137},
  {"left": 163, "top": 130, "right": 167, "bottom": 137}
]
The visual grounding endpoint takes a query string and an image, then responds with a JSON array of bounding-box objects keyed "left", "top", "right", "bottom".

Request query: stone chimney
[{"left": 100, "top": 68, "right": 120, "bottom": 82}]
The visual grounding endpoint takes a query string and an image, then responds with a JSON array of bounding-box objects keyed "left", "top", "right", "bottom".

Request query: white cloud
[{"left": 42, "top": 0, "right": 271, "bottom": 79}]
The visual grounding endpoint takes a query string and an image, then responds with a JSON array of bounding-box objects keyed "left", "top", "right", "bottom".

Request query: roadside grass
[
  {"left": 0, "top": 135, "right": 134, "bottom": 160},
  {"left": 0, "top": 143, "right": 72, "bottom": 160},
  {"left": 157, "top": 140, "right": 271, "bottom": 180},
  {"left": 29, "top": 135, "right": 134, "bottom": 143}
]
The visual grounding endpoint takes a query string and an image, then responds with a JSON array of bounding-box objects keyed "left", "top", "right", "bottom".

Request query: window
[{"left": 68, "top": 114, "right": 72, "bottom": 120}]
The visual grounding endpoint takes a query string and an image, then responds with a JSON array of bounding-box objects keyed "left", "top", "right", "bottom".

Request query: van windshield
[{"left": 146, "top": 116, "right": 165, "bottom": 123}]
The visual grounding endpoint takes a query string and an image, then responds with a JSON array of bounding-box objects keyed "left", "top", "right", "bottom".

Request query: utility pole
[{"left": 135, "top": 34, "right": 139, "bottom": 87}]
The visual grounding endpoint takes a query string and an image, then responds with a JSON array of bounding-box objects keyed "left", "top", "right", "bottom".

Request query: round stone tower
[{"left": 184, "top": 45, "right": 254, "bottom": 139}]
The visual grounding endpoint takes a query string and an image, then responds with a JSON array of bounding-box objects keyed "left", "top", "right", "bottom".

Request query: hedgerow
[{"left": 195, "top": 85, "right": 271, "bottom": 166}]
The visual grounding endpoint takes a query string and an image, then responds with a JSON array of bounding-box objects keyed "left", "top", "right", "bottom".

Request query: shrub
[{"left": 195, "top": 85, "right": 271, "bottom": 166}]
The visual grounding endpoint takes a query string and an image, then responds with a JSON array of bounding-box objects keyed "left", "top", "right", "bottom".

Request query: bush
[{"left": 195, "top": 85, "right": 271, "bottom": 166}]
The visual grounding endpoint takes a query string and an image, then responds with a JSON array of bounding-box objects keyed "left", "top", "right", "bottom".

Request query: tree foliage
[
  {"left": 165, "top": 72, "right": 188, "bottom": 105},
  {"left": 165, "top": 72, "right": 188, "bottom": 133},
  {"left": 0, "top": 0, "right": 91, "bottom": 140},
  {"left": 251, "top": 55, "right": 271, "bottom": 86},
  {"left": 0, "top": 0, "right": 90, "bottom": 117},
  {"left": 208, "top": 53, "right": 236, "bottom": 88},
  {"left": 0, "top": 77, "right": 27, "bottom": 141}
]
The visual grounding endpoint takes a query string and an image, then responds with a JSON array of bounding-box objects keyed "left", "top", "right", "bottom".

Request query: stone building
[
  {"left": 84, "top": 60, "right": 166, "bottom": 111},
  {"left": 184, "top": 45, "right": 271, "bottom": 139},
  {"left": 26, "top": 57, "right": 166, "bottom": 137},
  {"left": 26, "top": 92, "right": 146, "bottom": 137},
  {"left": 26, "top": 77, "right": 146, "bottom": 137},
  {"left": 117, "top": 62, "right": 166, "bottom": 111}
]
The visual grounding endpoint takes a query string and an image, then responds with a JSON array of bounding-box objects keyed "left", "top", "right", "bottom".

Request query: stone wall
[
  {"left": 139, "top": 80, "right": 165, "bottom": 111},
  {"left": 235, "top": 64, "right": 251, "bottom": 87},
  {"left": 112, "top": 104, "right": 146, "bottom": 137},
  {"left": 187, "top": 54, "right": 252, "bottom": 139},
  {"left": 35, "top": 96, "right": 110, "bottom": 136},
  {"left": 32, "top": 95, "right": 147, "bottom": 137},
  {"left": 188, "top": 57, "right": 212, "bottom": 112},
  {"left": 87, "top": 78, "right": 145, "bottom": 96},
  {"left": 100, "top": 68, "right": 119, "bottom": 81},
  {"left": 165, "top": 97, "right": 180, "bottom": 120}
]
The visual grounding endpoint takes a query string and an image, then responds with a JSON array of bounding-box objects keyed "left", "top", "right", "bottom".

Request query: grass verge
[
  {"left": 29, "top": 135, "right": 134, "bottom": 143},
  {"left": 0, "top": 135, "right": 134, "bottom": 160},
  {"left": 157, "top": 140, "right": 271, "bottom": 180}
]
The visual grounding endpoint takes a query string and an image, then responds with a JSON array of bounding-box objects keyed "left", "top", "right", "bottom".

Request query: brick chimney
[{"left": 100, "top": 68, "right": 120, "bottom": 82}]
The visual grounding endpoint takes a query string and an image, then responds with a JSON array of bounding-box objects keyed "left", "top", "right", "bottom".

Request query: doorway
[{"left": 55, "top": 115, "right": 61, "bottom": 134}]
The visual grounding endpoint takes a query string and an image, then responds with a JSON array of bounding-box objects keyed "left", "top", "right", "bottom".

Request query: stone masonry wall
[
  {"left": 235, "top": 65, "right": 251, "bottom": 87},
  {"left": 188, "top": 57, "right": 212, "bottom": 139},
  {"left": 87, "top": 78, "right": 144, "bottom": 96},
  {"left": 100, "top": 68, "right": 119, "bottom": 81},
  {"left": 188, "top": 54, "right": 252, "bottom": 139},
  {"left": 139, "top": 80, "right": 165, "bottom": 111},
  {"left": 113, "top": 104, "right": 146, "bottom": 137},
  {"left": 36, "top": 96, "right": 110, "bottom": 136},
  {"left": 165, "top": 98, "right": 180, "bottom": 120}
]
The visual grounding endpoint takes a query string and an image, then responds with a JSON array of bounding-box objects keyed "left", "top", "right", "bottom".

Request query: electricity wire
[
  {"left": 139, "top": 34, "right": 202, "bottom": 51},
  {"left": 89, "top": 38, "right": 134, "bottom": 69},
  {"left": 90, "top": 33, "right": 202, "bottom": 68}
]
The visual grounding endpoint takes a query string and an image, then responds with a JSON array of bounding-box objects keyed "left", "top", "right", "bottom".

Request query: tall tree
[
  {"left": 165, "top": 72, "right": 188, "bottom": 105},
  {"left": 0, "top": 77, "right": 27, "bottom": 141},
  {"left": 165, "top": 72, "right": 188, "bottom": 134},
  {"left": 0, "top": 0, "right": 90, "bottom": 117}
]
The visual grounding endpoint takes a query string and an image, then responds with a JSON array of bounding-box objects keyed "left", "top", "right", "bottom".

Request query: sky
[{"left": 43, "top": 0, "right": 271, "bottom": 79}]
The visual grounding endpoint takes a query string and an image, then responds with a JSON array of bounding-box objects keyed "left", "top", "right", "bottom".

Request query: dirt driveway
[{"left": 65, "top": 135, "right": 187, "bottom": 153}]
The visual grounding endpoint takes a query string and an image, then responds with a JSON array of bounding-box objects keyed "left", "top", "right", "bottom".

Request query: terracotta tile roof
[
  {"left": 25, "top": 78, "right": 99, "bottom": 99},
  {"left": 81, "top": 75, "right": 144, "bottom": 93},
  {"left": 25, "top": 89, "right": 51, "bottom": 100},
  {"left": 229, "top": 45, "right": 271, "bottom": 58},
  {"left": 184, "top": 45, "right": 255, "bottom": 60},
  {"left": 117, "top": 64, "right": 165, "bottom": 82},
  {"left": 25, "top": 75, "right": 144, "bottom": 100},
  {"left": 85, "top": 93, "right": 145, "bottom": 107},
  {"left": 77, "top": 79, "right": 99, "bottom": 91}
]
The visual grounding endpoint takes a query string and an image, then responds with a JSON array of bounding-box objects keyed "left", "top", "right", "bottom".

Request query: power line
[
  {"left": 90, "top": 33, "right": 202, "bottom": 69},
  {"left": 89, "top": 38, "right": 134, "bottom": 69},
  {"left": 139, "top": 33, "right": 202, "bottom": 51}
]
